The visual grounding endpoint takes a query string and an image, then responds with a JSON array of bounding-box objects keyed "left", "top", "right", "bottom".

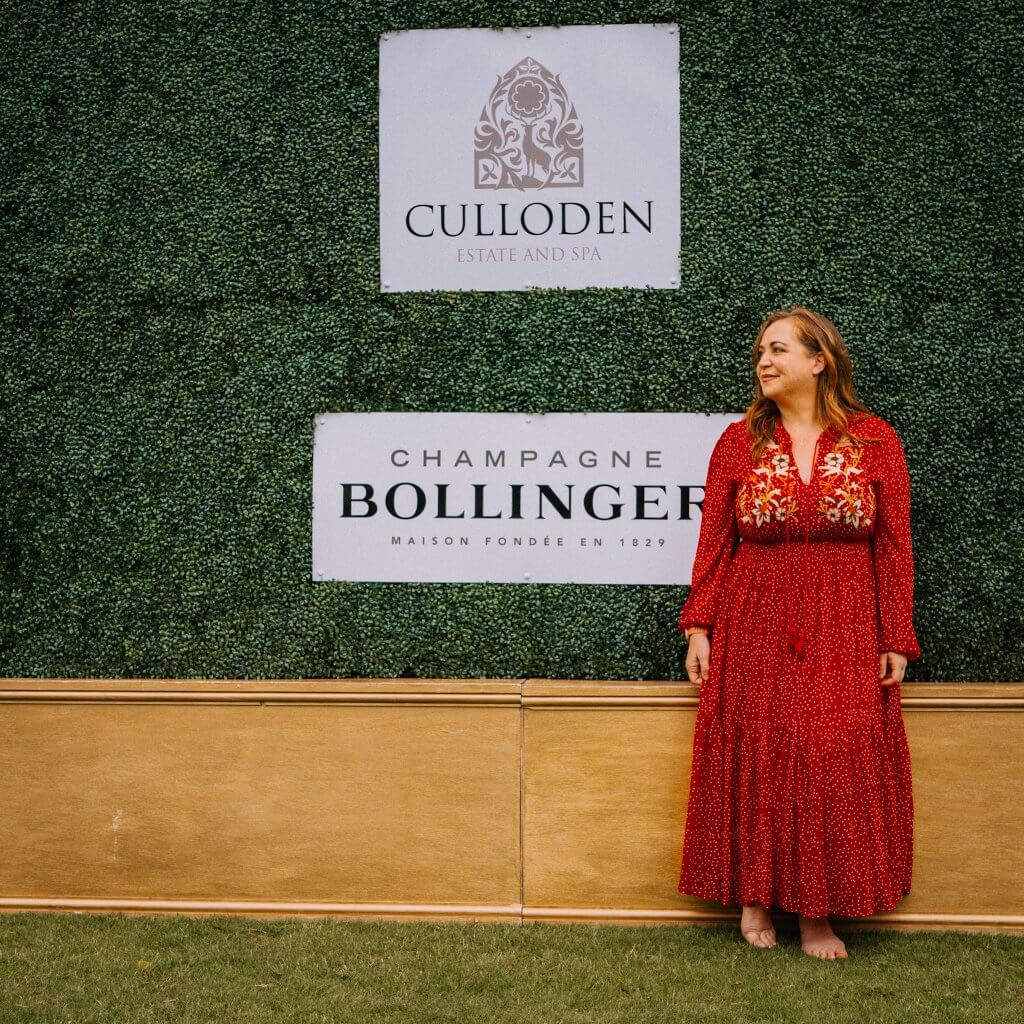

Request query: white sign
[
  {"left": 379, "top": 23, "right": 681, "bottom": 292},
  {"left": 312, "top": 412, "right": 737, "bottom": 584}
]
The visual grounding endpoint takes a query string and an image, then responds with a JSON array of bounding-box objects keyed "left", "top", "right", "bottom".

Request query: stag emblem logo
[{"left": 474, "top": 56, "right": 584, "bottom": 190}]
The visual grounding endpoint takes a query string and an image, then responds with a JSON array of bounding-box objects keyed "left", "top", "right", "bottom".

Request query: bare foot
[
  {"left": 740, "top": 903, "right": 777, "bottom": 948},
  {"left": 798, "top": 915, "right": 848, "bottom": 959}
]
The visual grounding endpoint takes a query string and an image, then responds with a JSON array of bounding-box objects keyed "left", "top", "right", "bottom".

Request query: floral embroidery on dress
[
  {"left": 737, "top": 444, "right": 798, "bottom": 526},
  {"left": 738, "top": 438, "right": 876, "bottom": 531},
  {"left": 816, "top": 444, "right": 875, "bottom": 528}
]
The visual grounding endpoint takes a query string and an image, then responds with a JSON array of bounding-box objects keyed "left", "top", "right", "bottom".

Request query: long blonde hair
[{"left": 744, "top": 305, "right": 878, "bottom": 463}]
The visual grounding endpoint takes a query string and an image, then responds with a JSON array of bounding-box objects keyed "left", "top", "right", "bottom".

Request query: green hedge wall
[{"left": 2, "top": 1, "right": 1020, "bottom": 681}]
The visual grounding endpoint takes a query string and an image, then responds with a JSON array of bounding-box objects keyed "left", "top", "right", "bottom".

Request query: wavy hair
[{"left": 744, "top": 305, "right": 878, "bottom": 463}]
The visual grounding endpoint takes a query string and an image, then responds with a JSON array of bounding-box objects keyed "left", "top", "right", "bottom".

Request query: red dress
[{"left": 677, "top": 413, "right": 921, "bottom": 918}]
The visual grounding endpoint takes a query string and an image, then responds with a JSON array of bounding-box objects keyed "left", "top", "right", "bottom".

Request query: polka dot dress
[{"left": 677, "top": 413, "right": 921, "bottom": 918}]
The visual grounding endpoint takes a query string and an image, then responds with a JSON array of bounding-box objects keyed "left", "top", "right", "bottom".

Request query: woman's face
[{"left": 755, "top": 318, "right": 823, "bottom": 399}]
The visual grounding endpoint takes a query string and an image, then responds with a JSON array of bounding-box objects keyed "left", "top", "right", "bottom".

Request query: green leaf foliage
[{"left": 1, "top": 1, "right": 1020, "bottom": 680}]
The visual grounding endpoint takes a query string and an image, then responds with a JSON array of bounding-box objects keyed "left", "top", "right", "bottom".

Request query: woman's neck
[{"left": 775, "top": 397, "right": 822, "bottom": 433}]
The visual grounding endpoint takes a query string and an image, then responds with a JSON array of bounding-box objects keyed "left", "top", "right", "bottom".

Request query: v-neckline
[{"left": 776, "top": 421, "right": 831, "bottom": 488}]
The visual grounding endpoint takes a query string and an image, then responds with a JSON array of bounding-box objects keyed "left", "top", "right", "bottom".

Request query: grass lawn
[{"left": 1, "top": 913, "right": 1021, "bottom": 1023}]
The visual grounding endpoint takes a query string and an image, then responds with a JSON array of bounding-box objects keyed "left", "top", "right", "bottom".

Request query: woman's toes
[
  {"left": 740, "top": 906, "right": 778, "bottom": 949},
  {"left": 798, "top": 916, "right": 847, "bottom": 959},
  {"left": 804, "top": 939, "right": 847, "bottom": 959}
]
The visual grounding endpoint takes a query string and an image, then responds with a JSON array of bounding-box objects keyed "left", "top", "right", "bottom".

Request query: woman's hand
[
  {"left": 879, "top": 651, "right": 908, "bottom": 687},
  {"left": 685, "top": 633, "right": 711, "bottom": 686}
]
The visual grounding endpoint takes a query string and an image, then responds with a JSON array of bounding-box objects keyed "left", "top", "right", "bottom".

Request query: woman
[{"left": 677, "top": 306, "right": 921, "bottom": 960}]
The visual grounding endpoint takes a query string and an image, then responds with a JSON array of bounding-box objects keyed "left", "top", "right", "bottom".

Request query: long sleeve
[
  {"left": 678, "top": 424, "right": 739, "bottom": 634},
  {"left": 871, "top": 423, "right": 922, "bottom": 661}
]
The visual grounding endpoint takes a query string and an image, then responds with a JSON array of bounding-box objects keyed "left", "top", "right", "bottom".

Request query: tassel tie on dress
[{"left": 784, "top": 513, "right": 812, "bottom": 660}]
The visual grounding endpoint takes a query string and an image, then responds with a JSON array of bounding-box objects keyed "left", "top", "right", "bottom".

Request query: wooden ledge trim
[
  {"left": 525, "top": 907, "right": 1024, "bottom": 933},
  {"left": 0, "top": 897, "right": 1019, "bottom": 932},
  {"left": 0, "top": 677, "right": 520, "bottom": 694},
  {"left": 0, "top": 896, "right": 521, "bottom": 919},
  {"left": 0, "top": 691, "right": 522, "bottom": 706},
  {"left": 0, "top": 679, "right": 1022, "bottom": 707}
]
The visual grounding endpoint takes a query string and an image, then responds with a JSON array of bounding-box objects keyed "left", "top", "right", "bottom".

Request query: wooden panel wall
[{"left": 1, "top": 678, "right": 1021, "bottom": 931}]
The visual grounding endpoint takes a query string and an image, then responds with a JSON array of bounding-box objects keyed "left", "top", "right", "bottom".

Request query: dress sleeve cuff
[
  {"left": 680, "top": 620, "right": 712, "bottom": 635},
  {"left": 879, "top": 642, "right": 921, "bottom": 662}
]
